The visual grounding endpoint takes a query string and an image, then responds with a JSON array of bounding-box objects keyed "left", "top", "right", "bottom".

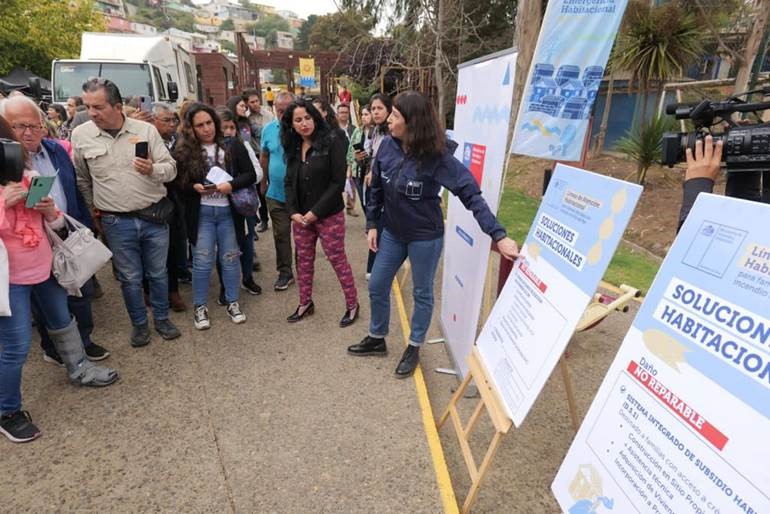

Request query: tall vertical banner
[
  {"left": 553, "top": 194, "right": 770, "bottom": 514},
  {"left": 510, "top": 0, "right": 628, "bottom": 161},
  {"left": 440, "top": 49, "right": 517, "bottom": 378},
  {"left": 476, "top": 164, "right": 641, "bottom": 425},
  {"left": 299, "top": 58, "right": 316, "bottom": 88}
]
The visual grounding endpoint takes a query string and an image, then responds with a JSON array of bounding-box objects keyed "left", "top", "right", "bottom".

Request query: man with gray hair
[
  {"left": 151, "top": 102, "right": 178, "bottom": 151},
  {"left": 72, "top": 77, "right": 180, "bottom": 347},
  {"left": 1, "top": 94, "right": 112, "bottom": 364},
  {"left": 260, "top": 90, "right": 295, "bottom": 291},
  {"left": 149, "top": 101, "right": 186, "bottom": 312}
]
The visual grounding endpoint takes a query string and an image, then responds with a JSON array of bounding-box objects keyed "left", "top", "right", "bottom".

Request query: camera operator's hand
[
  {"left": 685, "top": 135, "right": 723, "bottom": 182},
  {"left": 1, "top": 182, "right": 26, "bottom": 208}
]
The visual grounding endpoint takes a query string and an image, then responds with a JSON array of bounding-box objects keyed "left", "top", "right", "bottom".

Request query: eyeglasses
[
  {"left": 11, "top": 123, "right": 44, "bottom": 134},
  {"left": 156, "top": 117, "right": 178, "bottom": 124}
]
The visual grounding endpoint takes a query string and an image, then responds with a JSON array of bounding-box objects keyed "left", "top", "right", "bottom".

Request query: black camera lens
[{"left": 0, "top": 138, "right": 25, "bottom": 185}]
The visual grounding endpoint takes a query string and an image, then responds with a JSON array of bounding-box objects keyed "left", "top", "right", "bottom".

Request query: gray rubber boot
[{"left": 48, "top": 318, "right": 119, "bottom": 387}]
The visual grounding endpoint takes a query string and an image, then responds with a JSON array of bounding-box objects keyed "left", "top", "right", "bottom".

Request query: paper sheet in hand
[{"left": 206, "top": 166, "right": 233, "bottom": 185}]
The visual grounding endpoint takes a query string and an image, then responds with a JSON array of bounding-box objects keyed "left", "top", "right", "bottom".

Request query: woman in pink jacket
[{"left": 0, "top": 115, "right": 118, "bottom": 444}]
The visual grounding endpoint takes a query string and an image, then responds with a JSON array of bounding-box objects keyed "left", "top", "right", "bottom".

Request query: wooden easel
[
  {"left": 438, "top": 283, "right": 640, "bottom": 513},
  {"left": 437, "top": 347, "right": 512, "bottom": 514}
]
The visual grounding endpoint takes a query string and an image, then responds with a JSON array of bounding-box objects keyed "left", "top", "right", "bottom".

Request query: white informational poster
[
  {"left": 440, "top": 48, "right": 517, "bottom": 378},
  {"left": 510, "top": 0, "right": 627, "bottom": 161},
  {"left": 553, "top": 194, "right": 770, "bottom": 514},
  {"left": 476, "top": 164, "right": 642, "bottom": 426}
]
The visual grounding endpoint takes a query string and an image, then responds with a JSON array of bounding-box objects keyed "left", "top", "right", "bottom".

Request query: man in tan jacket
[{"left": 72, "top": 78, "right": 180, "bottom": 348}]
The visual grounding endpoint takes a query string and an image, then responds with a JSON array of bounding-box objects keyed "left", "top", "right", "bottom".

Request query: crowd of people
[{"left": 0, "top": 79, "right": 518, "bottom": 444}]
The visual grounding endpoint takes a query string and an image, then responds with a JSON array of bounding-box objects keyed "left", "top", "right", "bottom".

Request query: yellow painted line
[{"left": 392, "top": 278, "right": 459, "bottom": 514}]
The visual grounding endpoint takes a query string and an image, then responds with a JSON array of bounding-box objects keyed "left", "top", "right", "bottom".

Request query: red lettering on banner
[
  {"left": 627, "top": 361, "right": 729, "bottom": 450},
  {"left": 519, "top": 260, "right": 547, "bottom": 293}
]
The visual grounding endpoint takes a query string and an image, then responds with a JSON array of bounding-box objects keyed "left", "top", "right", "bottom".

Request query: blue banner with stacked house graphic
[
  {"left": 510, "top": 0, "right": 628, "bottom": 161},
  {"left": 553, "top": 194, "right": 770, "bottom": 514}
]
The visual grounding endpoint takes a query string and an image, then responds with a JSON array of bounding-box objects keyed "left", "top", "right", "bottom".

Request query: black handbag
[{"left": 133, "top": 197, "right": 174, "bottom": 224}]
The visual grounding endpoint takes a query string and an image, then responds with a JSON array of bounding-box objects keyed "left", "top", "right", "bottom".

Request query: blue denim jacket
[{"left": 365, "top": 136, "right": 506, "bottom": 242}]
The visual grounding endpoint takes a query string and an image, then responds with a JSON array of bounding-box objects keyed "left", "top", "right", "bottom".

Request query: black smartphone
[
  {"left": 353, "top": 142, "right": 365, "bottom": 152},
  {"left": 203, "top": 183, "right": 218, "bottom": 190},
  {"left": 135, "top": 141, "right": 149, "bottom": 159}
]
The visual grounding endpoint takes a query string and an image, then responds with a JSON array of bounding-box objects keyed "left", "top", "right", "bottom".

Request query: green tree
[
  {"left": 248, "top": 15, "right": 290, "bottom": 48},
  {"left": 295, "top": 15, "right": 318, "bottom": 51},
  {"left": 0, "top": 0, "right": 105, "bottom": 78},
  {"left": 610, "top": 0, "right": 704, "bottom": 123},
  {"left": 221, "top": 18, "right": 235, "bottom": 31},
  {"left": 308, "top": 11, "right": 375, "bottom": 52}
]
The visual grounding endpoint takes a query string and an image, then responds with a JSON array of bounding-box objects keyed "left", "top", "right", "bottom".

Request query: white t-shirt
[{"left": 201, "top": 144, "right": 229, "bottom": 208}]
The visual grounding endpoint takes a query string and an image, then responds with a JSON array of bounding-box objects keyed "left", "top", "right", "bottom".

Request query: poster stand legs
[
  {"left": 437, "top": 284, "right": 640, "bottom": 512},
  {"left": 437, "top": 347, "right": 512, "bottom": 514}
]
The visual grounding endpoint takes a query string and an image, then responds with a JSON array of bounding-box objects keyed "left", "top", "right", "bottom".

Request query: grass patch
[{"left": 496, "top": 188, "right": 660, "bottom": 294}]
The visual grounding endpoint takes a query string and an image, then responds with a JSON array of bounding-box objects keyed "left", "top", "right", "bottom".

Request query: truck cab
[{"left": 51, "top": 33, "right": 197, "bottom": 107}]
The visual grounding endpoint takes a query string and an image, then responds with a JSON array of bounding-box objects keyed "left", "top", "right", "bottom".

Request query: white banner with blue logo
[
  {"left": 439, "top": 48, "right": 516, "bottom": 378},
  {"left": 510, "top": 0, "right": 628, "bottom": 161},
  {"left": 553, "top": 194, "right": 770, "bottom": 514},
  {"left": 476, "top": 164, "right": 641, "bottom": 425}
]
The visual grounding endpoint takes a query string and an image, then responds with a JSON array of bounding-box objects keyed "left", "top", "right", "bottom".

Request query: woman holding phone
[
  {"left": 174, "top": 103, "right": 256, "bottom": 330},
  {"left": 281, "top": 98, "right": 359, "bottom": 326},
  {"left": 0, "top": 115, "right": 118, "bottom": 443},
  {"left": 346, "top": 105, "right": 373, "bottom": 212},
  {"left": 347, "top": 91, "right": 519, "bottom": 378}
]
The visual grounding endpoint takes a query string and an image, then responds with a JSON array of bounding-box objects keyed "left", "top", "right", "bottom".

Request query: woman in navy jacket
[{"left": 347, "top": 91, "right": 520, "bottom": 378}]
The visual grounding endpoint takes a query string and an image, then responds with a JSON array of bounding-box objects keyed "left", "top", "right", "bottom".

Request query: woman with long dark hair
[
  {"left": 362, "top": 93, "right": 392, "bottom": 278},
  {"left": 280, "top": 98, "right": 358, "bottom": 326},
  {"left": 173, "top": 103, "right": 256, "bottom": 329},
  {"left": 0, "top": 114, "right": 118, "bottom": 443},
  {"left": 347, "top": 91, "right": 520, "bottom": 378}
]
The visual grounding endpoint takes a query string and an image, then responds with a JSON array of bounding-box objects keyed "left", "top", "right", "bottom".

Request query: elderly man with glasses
[{"left": 0, "top": 95, "right": 112, "bottom": 366}]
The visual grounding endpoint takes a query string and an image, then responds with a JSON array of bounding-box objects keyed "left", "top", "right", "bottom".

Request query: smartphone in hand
[
  {"left": 140, "top": 95, "right": 153, "bottom": 113},
  {"left": 353, "top": 142, "right": 365, "bottom": 152},
  {"left": 135, "top": 141, "right": 149, "bottom": 159}
]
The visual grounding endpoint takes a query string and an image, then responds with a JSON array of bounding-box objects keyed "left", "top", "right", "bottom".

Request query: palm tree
[{"left": 610, "top": 0, "right": 705, "bottom": 124}]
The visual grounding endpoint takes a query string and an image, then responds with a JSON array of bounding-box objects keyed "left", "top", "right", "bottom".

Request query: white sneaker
[
  {"left": 193, "top": 305, "right": 210, "bottom": 330},
  {"left": 226, "top": 301, "right": 246, "bottom": 324},
  {"left": 365, "top": 273, "right": 371, "bottom": 281}
]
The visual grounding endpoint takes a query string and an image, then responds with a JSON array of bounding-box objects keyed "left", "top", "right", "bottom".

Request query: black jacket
[
  {"left": 179, "top": 140, "right": 256, "bottom": 246},
  {"left": 677, "top": 177, "right": 714, "bottom": 232},
  {"left": 366, "top": 136, "right": 506, "bottom": 242},
  {"left": 284, "top": 131, "right": 347, "bottom": 220}
]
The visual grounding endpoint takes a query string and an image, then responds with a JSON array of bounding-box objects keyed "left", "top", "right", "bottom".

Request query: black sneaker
[
  {"left": 257, "top": 220, "right": 269, "bottom": 232},
  {"left": 252, "top": 261, "right": 262, "bottom": 272},
  {"left": 131, "top": 322, "right": 151, "bottom": 348},
  {"left": 274, "top": 274, "right": 295, "bottom": 291},
  {"left": 241, "top": 279, "right": 262, "bottom": 295},
  {"left": 84, "top": 343, "right": 110, "bottom": 361},
  {"left": 217, "top": 288, "right": 227, "bottom": 306},
  {"left": 0, "top": 410, "right": 42, "bottom": 443},
  {"left": 43, "top": 349, "right": 65, "bottom": 367},
  {"left": 178, "top": 269, "right": 192, "bottom": 284}
]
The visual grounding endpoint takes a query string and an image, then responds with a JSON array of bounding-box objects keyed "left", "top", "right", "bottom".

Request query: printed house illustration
[
  {"left": 529, "top": 77, "right": 559, "bottom": 103},
  {"left": 526, "top": 62, "right": 603, "bottom": 119},
  {"left": 555, "top": 65, "right": 581, "bottom": 87},
  {"left": 530, "top": 95, "right": 565, "bottom": 116},
  {"left": 531, "top": 63, "right": 555, "bottom": 85}
]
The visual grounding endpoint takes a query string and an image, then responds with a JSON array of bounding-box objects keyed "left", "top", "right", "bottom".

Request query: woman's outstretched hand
[{"left": 496, "top": 237, "right": 519, "bottom": 260}]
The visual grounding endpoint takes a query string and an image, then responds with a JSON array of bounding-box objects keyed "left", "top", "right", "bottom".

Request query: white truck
[{"left": 51, "top": 32, "right": 198, "bottom": 107}]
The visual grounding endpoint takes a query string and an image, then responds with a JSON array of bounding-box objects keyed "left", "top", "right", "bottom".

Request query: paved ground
[{"left": 1, "top": 211, "right": 639, "bottom": 513}]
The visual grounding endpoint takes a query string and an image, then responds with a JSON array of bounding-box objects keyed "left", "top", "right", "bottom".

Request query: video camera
[
  {"left": 661, "top": 86, "right": 770, "bottom": 202},
  {"left": 0, "top": 138, "right": 25, "bottom": 185}
]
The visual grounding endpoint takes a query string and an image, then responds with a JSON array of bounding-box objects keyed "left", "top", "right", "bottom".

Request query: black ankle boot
[
  {"left": 287, "top": 301, "right": 314, "bottom": 322},
  {"left": 347, "top": 336, "right": 387, "bottom": 356},
  {"left": 395, "top": 345, "right": 420, "bottom": 378},
  {"left": 339, "top": 303, "right": 359, "bottom": 327}
]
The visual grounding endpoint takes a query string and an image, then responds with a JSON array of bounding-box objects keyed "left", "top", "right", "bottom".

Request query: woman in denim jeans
[
  {"left": 174, "top": 104, "right": 256, "bottom": 330},
  {"left": 347, "top": 91, "right": 520, "bottom": 378},
  {"left": 0, "top": 116, "right": 117, "bottom": 443}
]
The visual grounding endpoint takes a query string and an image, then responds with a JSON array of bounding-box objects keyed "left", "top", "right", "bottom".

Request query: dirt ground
[{"left": 506, "top": 153, "right": 726, "bottom": 258}]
